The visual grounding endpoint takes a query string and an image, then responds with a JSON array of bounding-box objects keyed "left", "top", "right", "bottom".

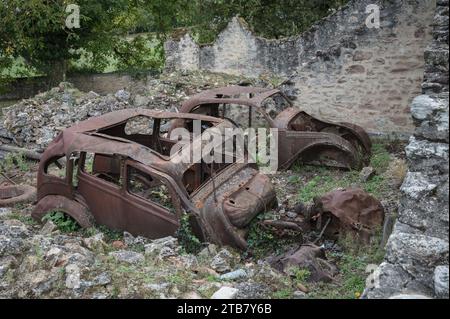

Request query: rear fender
[
  {"left": 274, "top": 108, "right": 371, "bottom": 157},
  {"left": 281, "top": 138, "right": 360, "bottom": 170}
]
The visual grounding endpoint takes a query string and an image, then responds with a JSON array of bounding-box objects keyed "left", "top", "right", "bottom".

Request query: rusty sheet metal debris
[
  {"left": 171, "top": 86, "right": 372, "bottom": 170},
  {"left": 270, "top": 243, "right": 338, "bottom": 283},
  {"left": 31, "top": 108, "right": 277, "bottom": 249},
  {"left": 0, "top": 184, "right": 36, "bottom": 207},
  {"left": 309, "top": 188, "right": 385, "bottom": 243}
]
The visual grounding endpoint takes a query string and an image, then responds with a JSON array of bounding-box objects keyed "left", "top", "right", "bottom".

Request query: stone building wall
[
  {"left": 164, "top": 0, "right": 437, "bottom": 135},
  {"left": 363, "top": 0, "right": 449, "bottom": 299}
]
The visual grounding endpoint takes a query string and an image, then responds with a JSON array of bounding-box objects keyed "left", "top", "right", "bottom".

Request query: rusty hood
[{"left": 190, "top": 163, "right": 277, "bottom": 249}]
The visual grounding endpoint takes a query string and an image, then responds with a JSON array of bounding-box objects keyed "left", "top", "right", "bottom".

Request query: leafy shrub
[
  {"left": 0, "top": 152, "right": 29, "bottom": 173},
  {"left": 43, "top": 211, "right": 80, "bottom": 233},
  {"left": 176, "top": 213, "right": 203, "bottom": 254}
]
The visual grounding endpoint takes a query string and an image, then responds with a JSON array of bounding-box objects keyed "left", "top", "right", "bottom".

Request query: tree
[
  {"left": 0, "top": 0, "right": 349, "bottom": 87},
  {"left": 0, "top": 0, "right": 137, "bottom": 84},
  {"left": 174, "top": 0, "right": 349, "bottom": 43}
]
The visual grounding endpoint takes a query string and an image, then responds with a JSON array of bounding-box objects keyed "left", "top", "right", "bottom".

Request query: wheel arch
[
  {"left": 31, "top": 194, "right": 94, "bottom": 228},
  {"left": 282, "top": 139, "right": 360, "bottom": 170}
]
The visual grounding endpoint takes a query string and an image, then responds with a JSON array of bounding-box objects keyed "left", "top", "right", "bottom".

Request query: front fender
[{"left": 31, "top": 195, "right": 94, "bottom": 228}]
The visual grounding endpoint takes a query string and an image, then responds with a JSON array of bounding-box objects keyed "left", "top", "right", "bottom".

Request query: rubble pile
[
  {"left": 0, "top": 214, "right": 287, "bottom": 299},
  {"left": 0, "top": 71, "right": 268, "bottom": 151}
]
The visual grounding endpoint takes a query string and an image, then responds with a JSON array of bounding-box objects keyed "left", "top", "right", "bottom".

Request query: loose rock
[
  {"left": 359, "top": 166, "right": 375, "bottom": 182},
  {"left": 434, "top": 265, "right": 449, "bottom": 298},
  {"left": 109, "top": 250, "right": 145, "bottom": 265},
  {"left": 211, "top": 286, "right": 239, "bottom": 299},
  {"left": 219, "top": 269, "right": 247, "bottom": 281},
  {"left": 210, "top": 249, "right": 235, "bottom": 273},
  {"left": 65, "top": 264, "right": 81, "bottom": 289}
]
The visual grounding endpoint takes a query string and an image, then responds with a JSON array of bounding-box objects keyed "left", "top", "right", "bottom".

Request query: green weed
[
  {"left": 42, "top": 211, "right": 80, "bottom": 233},
  {"left": 176, "top": 213, "right": 203, "bottom": 254}
]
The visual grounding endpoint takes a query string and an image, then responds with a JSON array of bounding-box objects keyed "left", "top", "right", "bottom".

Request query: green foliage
[
  {"left": 246, "top": 219, "right": 276, "bottom": 258},
  {"left": 246, "top": 211, "right": 297, "bottom": 259},
  {"left": 176, "top": 213, "right": 203, "bottom": 254},
  {"left": 167, "top": 272, "right": 187, "bottom": 285},
  {"left": 308, "top": 232, "right": 385, "bottom": 299},
  {"left": 0, "top": 152, "right": 29, "bottom": 173},
  {"left": 292, "top": 267, "right": 311, "bottom": 284},
  {"left": 4, "top": 211, "right": 37, "bottom": 225},
  {"left": 363, "top": 175, "right": 385, "bottom": 198},
  {"left": 370, "top": 143, "right": 391, "bottom": 173},
  {"left": 114, "top": 36, "right": 165, "bottom": 72},
  {"left": 0, "top": 0, "right": 155, "bottom": 83},
  {"left": 287, "top": 175, "right": 301, "bottom": 184},
  {"left": 96, "top": 225, "right": 123, "bottom": 242},
  {"left": 43, "top": 211, "right": 80, "bottom": 233},
  {"left": 295, "top": 142, "right": 392, "bottom": 202},
  {"left": 1, "top": 0, "right": 349, "bottom": 82},
  {"left": 205, "top": 274, "right": 220, "bottom": 282},
  {"left": 272, "top": 288, "right": 293, "bottom": 299},
  {"left": 180, "top": 0, "right": 349, "bottom": 43},
  {"left": 297, "top": 173, "right": 353, "bottom": 203}
]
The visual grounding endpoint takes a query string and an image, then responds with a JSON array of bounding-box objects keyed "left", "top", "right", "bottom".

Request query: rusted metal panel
[
  {"left": 311, "top": 188, "right": 385, "bottom": 243},
  {"left": 0, "top": 184, "right": 36, "bottom": 207}
]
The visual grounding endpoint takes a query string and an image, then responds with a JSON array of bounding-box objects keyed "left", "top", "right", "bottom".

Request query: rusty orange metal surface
[
  {"left": 171, "top": 86, "right": 372, "bottom": 170},
  {"left": 311, "top": 188, "right": 385, "bottom": 243},
  {"left": 32, "top": 109, "right": 277, "bottom": 249}
]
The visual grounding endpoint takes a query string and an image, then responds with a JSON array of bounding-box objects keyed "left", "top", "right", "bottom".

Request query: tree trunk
[{"left": 46, "top": 59, "right": 67, "bottom": 87}]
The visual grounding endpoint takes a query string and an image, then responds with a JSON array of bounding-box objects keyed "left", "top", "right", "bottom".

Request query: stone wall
[
  {"left": 363, "top": 0, "right": 449, "bottom": 299},
  {"left": 164, "top": 0, "right": 437, "bottom": 135},
  {"left": 0, "top": 73, "right": 148, "bottom": 102},
  {"left": 0, "top": 76, "right": 50, "bottom": 101}
]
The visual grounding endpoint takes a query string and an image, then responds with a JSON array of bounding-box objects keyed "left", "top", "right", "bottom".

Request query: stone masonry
[
  {"left": 363, "top": 0, "right": 449, "bottom": 299},
  {"left": 165, "top": 0, "right": 437, "bottom": 135}
]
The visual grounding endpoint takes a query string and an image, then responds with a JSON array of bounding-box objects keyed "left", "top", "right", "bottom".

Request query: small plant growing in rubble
[
  {"left": 43, "top": 210, "right": 80, "bottom": 233},
  {"left": 176, "top": 213, "right": 203, "bottom": 254},
  {"left": 0, "top": 152, "right": 29, "bottom": 173},
  {"left": 370, "top": 143, "right": 391, "bottom": 172},
  {"left": 246, "top": 211, "right": 298, "bottom": 259},
  {"left": 292, "top": 267, "right": 311, "bottom": 284}
]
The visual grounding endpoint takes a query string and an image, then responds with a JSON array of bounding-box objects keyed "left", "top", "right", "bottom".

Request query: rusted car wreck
[
  {"left": 171, "top": 86, "right": 371, "bottom": 170},
  {"left": 32, "top": 109, "right": 277, "bottom": 249}
]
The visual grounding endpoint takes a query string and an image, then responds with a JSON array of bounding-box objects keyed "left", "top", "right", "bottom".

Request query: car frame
[
  {"left": 170, "top": 86, "right": 372, "bottom": 170},
  {"left": 32, "top": 109, "right": 277, "bottom": 249}
]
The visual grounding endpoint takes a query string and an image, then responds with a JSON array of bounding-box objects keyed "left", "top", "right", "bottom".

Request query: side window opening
[
  {"left": 69, "top": 152, "right": 80, "bottom": 187},
  {"left": 97, "top": 116, "right": 156, "bottom": 150},
  {"left": 289, "top": 112, "right": 317, "bottom": 131},
  {"left": 261, "top": 93, "right": 290, "bottom": 118},
  {"left": 124, "top": 116, "right": 154, "bottom": 135},
  {"left": 82, "top": 152, "right": 123, "bottom": 187},
  {"left": 251, "top": 107, "right": 270, "bottom": 128},
  {"left": 44, "top": 156, "right": 66, "bottom": 178},
  {"left": 159, "top": 118, "right": 171, "bottom": 138},
  {"left": 127, "top": 166, "right": 176, "bottom": 214},
  {"left": 220, "top": 103, "right": 251, "bottom": 129}
]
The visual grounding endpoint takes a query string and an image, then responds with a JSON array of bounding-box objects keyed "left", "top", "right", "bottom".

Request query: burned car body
[
  {"left": 32, "top": 109, "right": 277, "bottom": 249},
  {"left": 170, "top": 86, "right": 371, "bottom": 170}
]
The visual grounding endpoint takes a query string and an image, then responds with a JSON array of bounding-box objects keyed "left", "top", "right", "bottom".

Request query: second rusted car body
[
  {"left": 32, "top": 109, "right": 276, "bottom": 249},
  {"left": 171, "top": 86, "right": 372, "bottom": 170}
]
